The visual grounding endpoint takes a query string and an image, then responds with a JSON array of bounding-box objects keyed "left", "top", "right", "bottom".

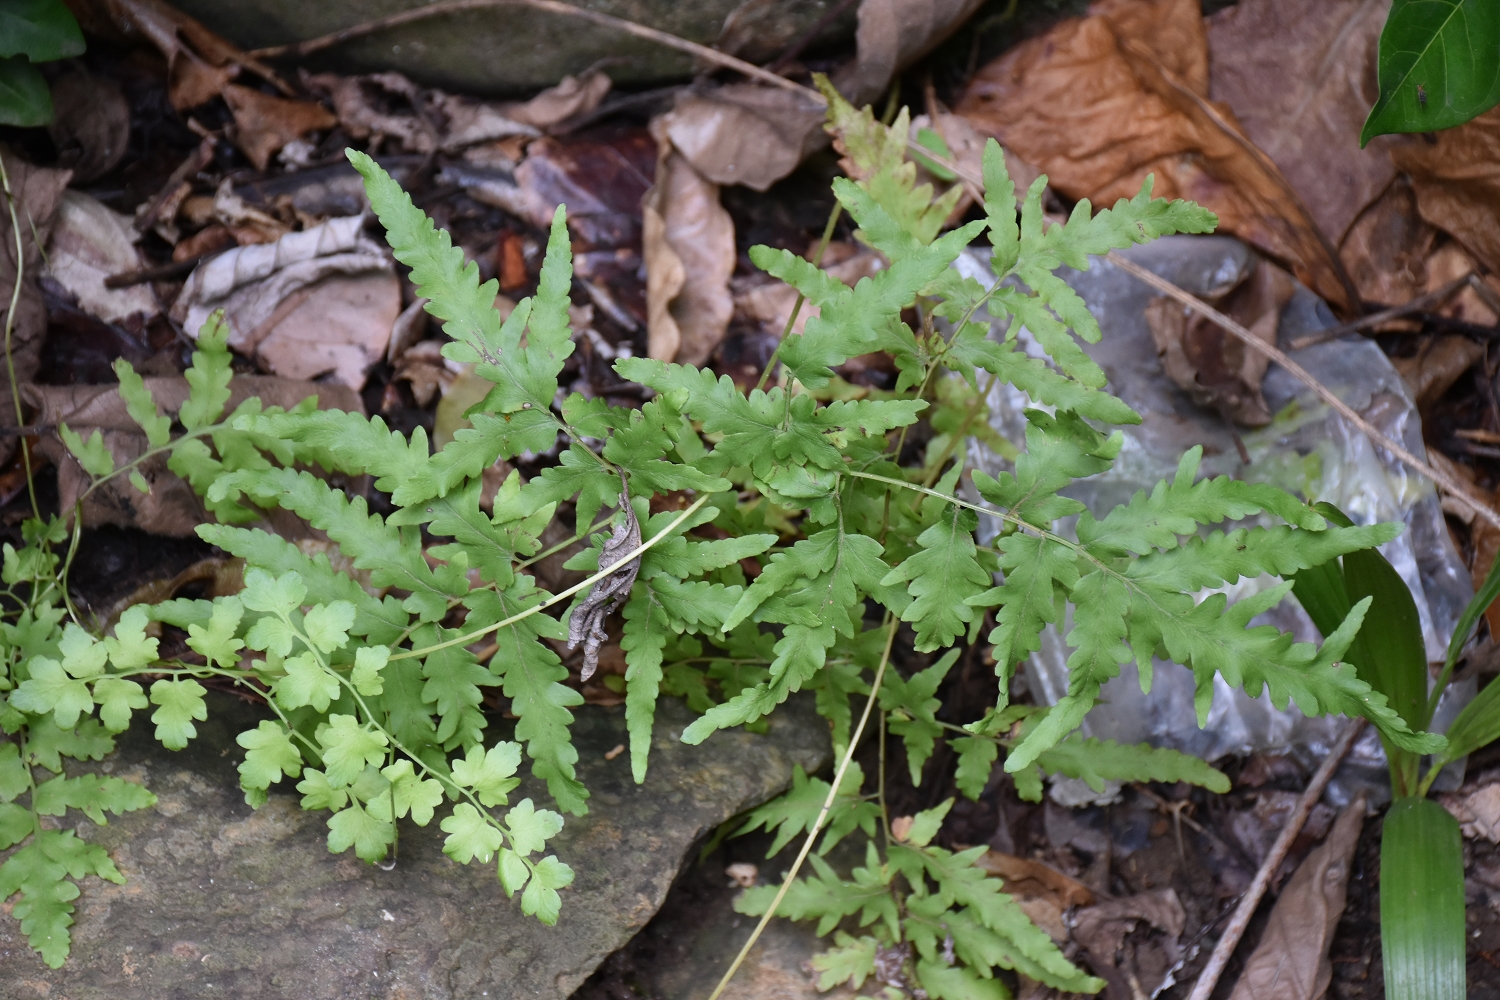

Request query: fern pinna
[{"left": 0, "top": 80, "right": 1442, "bottom": 987}]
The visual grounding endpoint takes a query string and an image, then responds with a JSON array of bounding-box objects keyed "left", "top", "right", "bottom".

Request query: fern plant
[{"left": 0, "top": 80, "right": 1446, "bottom": 990}]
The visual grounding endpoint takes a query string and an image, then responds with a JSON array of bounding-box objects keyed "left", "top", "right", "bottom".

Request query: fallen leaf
[
  {"left": 1442, "top": 782, "right": 1500, "bottom": 842},
  {"left": 644, "top": 119, "right": 735, "bottom": 367},
  {"left": 1146, "top": 258, "right": 1295, "bottom": 426},
  {"left": 975, "top": 850, "right": 1095, "bottom": 909},
  {"left": 44, "top": 191, "right": 158, "bottom": 324},
  {"left": 1393, "top": 336, "right": 1485, "bottom": 409},
  {"left": 1425, "top": 242, "right": 1499, "bottom": 328},
  {"left": 210, "top": 177, "right": 289, "bottom": 246},
  {"left": 659, "top": 83, "right": 827, "bottom": 192},
  {"left": 0, "top": 151, "right": 71, "bottom": 458},
  {"left": 76, "top": 0, "right": 289, "bottom": 110},
  {"left": 307, "top": 72, "right": 438, "bottom": 153},
  {"left": 1391, "top": 105, "right": 1500, "bottom": 275},
  {"left": 222, "top": 83, "right": 337, "bottom": 172},
  {"left": 1228, "top": 796, "right": 1367, "bottom": 1000},
  {"left": 1072, "top": 888, "right": 1186, "bottom": 1000},
  {"left": 46, "top": 70, "right": 130, "bottom": 183},
  {"left": 431, "top": 91, "right": 541, "bottom": 150},
  {"left": 835, "top": 0, "right": 988, "bottom": 106},
  {"left": 502, "top": 69, "right": 612, "bottom": 130},
  {"left": 172, "top": 222, "right": 236, "bottom": 263},
  {"left": 1206, "top": 0, "right": 1404, "bottom": 248},
  {"left": 25, "top": 375, "right": 362, "bottom": 536},
  {"left": 1340, "top": 178, "right": 1436, "bottom": 309},
  {"left": 171, "top": 215, "right": 398, "bottom": 388},
  {"left": 955, "top": 0, "right": 1358, "bottom": 314},
  {"left": 107, "top": 556, "right": 245, "bottom": 622}
]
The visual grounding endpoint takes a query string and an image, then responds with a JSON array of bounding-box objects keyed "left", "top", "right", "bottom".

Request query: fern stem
[
  {"left": 757, "top": 202, "right": 844, "bottom": 393},
  {"left": 389, "top": 492, "right": 711, "bottom": 662},
  {"left": 0, "top": 152, "right": 39, "bottom": 522},
  {"left": 704, "top": 613, "right": 898, "bottom": 1000}
]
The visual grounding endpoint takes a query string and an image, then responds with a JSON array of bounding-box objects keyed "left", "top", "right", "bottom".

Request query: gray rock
[
  {"left": 0, "top": 693, "right": 829, "bottom": 999},
  {"left": 173, "top": 0, "right": 857, "bottom": 95}
]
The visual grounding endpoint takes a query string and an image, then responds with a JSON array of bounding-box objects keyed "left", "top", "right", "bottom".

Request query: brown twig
[
  {"left": 247, "top": 0, "right": 808, "bottom": 95},
  {"left": 1185, "top": 717, "right": 1366, "bottom": 1000},
  {"left": 104, "top": 253, "right": 218, "bottom": 289},
  {"left": 1289, "top": 272, "right": 1475, "bottom": 350},
  {"left": 132, "top": 138, "right": 215, "bottom": 234},
  {"left": 1106, "top": 251, "right": 1500, "bottom": 532}
]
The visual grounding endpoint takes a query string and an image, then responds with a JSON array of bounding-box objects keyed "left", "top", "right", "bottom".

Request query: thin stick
[
  {"left": 1288, "top": 272, "right": 1474, "bottom": 350},
  {"left": 248, "top": 0, "right": 808, "bottom": 95},
  {"left": 105, "top": 254, "right": 219, "bottom": 289},
  {"left": 1106, "top": 251, "right": 1500, "bottom": 533},
  {"left": 1185, "top": 717, "right": 1366, "bottom": 1000},
  {"left": 704, "top": 616, "right": 899, "bottom": 1000}
]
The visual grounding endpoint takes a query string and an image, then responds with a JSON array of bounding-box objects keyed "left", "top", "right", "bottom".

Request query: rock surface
[
  {"left": 171, "top": 0, "right": 857, "bottom": 95},
  {"left": 0, "top": 693, "right": 830, "bottom": 999}
]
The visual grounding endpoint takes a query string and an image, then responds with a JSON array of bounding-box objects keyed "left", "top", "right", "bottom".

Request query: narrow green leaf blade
[{"left": 1381, "top": 797, "right": 1465, "bottom": 1000}]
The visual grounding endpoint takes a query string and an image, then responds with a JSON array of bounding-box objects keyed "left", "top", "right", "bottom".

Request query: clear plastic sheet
[{"left": 956, "top": 236, "right": 1475, "bottom": 802}]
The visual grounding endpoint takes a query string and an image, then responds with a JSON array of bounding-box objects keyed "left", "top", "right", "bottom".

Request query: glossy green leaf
[
  {"left": 1435, "top": 672, "right": 1500, "bottom": 765},
  {"left": 0, "top": 0, "right": 84, "bottom": 62},
  {"left": 0, "top": 54, "right": 49, "bottom": 127},
  {"left": 1341, "top": 546, "right": 1428, "bottom": 736},
  {"left": 1362, "top": 0, "right": 1500, "bottom": 145},
  {"left": 1381, "top": 797, "right": 1465, "bottom": 1000}
]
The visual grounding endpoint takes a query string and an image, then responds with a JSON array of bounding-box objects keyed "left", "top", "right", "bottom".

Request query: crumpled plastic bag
[{"left": 959, "top": 235, "right": 1474, "bottom": 799}]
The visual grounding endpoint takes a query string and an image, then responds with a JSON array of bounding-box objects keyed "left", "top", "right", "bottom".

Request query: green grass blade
[
  {"left": 1381, "top": 797, "right": 1466, "bottom": 1000},
  {"left": 1434, "top": 672, "right": 1500, "bottom": 766}
]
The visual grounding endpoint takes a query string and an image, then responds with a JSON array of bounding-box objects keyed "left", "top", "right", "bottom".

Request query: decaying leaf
[
  {"left": 659, "top": 83, "right": 827, "bottom": 192},
  {"left": 1072, "top": 888, "right": 1186, "bottom": 1000},
  {"left": 568, "top": 477, "right": 641, "bottom": 682},
  {"left": 1392, "top": 106, "right": 1500, "bottom": 276},
  {"left": 1340, "top": 179, "right": 1436, "bottom": 309},
  {"left": 644, "top": 119, "right": 735, "bottom": 366},
  {"left": 209, "top": 177, "right": 290, "bottom": 246},
  {"left": 25, "top": 375, "right": 362, "bottom": 536},
  {"left": 222, "top": 84, "right": 337, "bottom": 172},
  {"left": 835, "top": 0, "right": 988, "bottom": 106},
  {"left": 171, "top": 214, "right": 398, "bottom": 388},
  {"left": 1227, "top": 797, "right": 1367, "bottom": 1000},
  {"left": 1146, "top": 258, "right": 1295, "bottom": 427},
  {"left": 501, "top": 69, "right": 612, "bottom": 130},
  {"left": 975, "top": 850, "right": 1095, "bottom": 945},
  {"left": 955, "top": 0, "right": 1357, "bottom": 313},
  {"left": 1206, "top": 0, "right": 1403, "bottom": 248},
  {"left": 1430, "top": 451, "right": 1500, "bottom": 639},
  {"left": 1393, "top": 336, "right": 1486, "bottom": 410},
  {"left": 0, "top": 151, "right": 71, "bottom": 459},
  {"left": 46, "top": 70, "right": 131, "bottom": 183},
  {"left": 44, "top": 190, "right": 158, "bottom": 323},
  {"left": 1442, "top": 782, "right": 1500, "bottom": 843}
]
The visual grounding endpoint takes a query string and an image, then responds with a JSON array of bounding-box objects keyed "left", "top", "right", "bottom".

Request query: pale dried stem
[{"left": 1185, "top": 716, "right": 1366, "bottom": 1000}]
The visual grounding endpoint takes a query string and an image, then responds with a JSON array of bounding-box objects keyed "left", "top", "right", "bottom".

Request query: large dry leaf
[
  {"left": 1146, "top": 258, "right": 1295, "bottom": 427},
  {"left": 72, "top": 0, "right": 287, "bottom": 110},
  {"left": 44, "top": 190, "right": 158, "bottom": 323},
  {"left": 25, "top": 375, "right": 362, "bottom": 536},
  {"left": 172, "top": 215, "right": 398, "bottom": 388},
  {"left": 1206, "top": 0, "right": 1403, "bottom": 247},
  {"left": 1391, "top": 106, "right": 1500, "bottom": 276},
  {"left": 0, "top": 151, "right": 70, "bottom": 459},
  {"left": 1443, "top": 782, "right": 1500, "bottom": 842},
  {"left": 1340, "top": 178, "right": 1437, "bottom": 307},
  {"left": 1072, "top": 888, "right": 1186, "bottom": 1000},
  {"left": 660, "top": 83, "right": 827, "bottom": 192},
  {"left": 644, "top": 121, "right": 735, "bottom": 367},
  {"left": 222, "top": 84, "right": 336, "bottom": 172},
  {"left": 955, "top": 0, "right": 1357, "bottom": 314},
  {"left": 836, "top": 0, "right": 987, "bottom": 106},
  {"left": 502, "top": 69, "right": 612, "bottom": 129},
  {"left": 1227, "top": 798, "right": 1366, "bottom": 1000},
  {"left": 46, "top": 71, "right": 130, "bottom": 183}
]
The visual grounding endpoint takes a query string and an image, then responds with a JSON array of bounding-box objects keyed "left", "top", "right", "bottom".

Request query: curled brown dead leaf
[
  {"left": 47, "top": 71, "right": 131, "bottom": 184},
  {"left": 222, "top": 84, "right": 337, "bottom": 172},
  {"left": 658, "top": 83, "right": 827, "bottom": 192},
  {"left": 25, "top": 375, "right": 361, "bottom": 536},
  {"left": 172, "top": 215, "right": 399, "bottom": 388},
  {"left": 45, "top": 191, "right": 159, "bottom": 325},
  {"left": 644, "top": 120, "right": 734, "bottom": 367},
  {"left": 1442, "top": 782, "right": 1500, "bottom": 843},
  {"left": 1072, "top": 888, "right": 1186, "bottom": 1000},
  {"left": 1393, "top": 106, "right": 1500, "bottom": 277},
  {"left": 955, "top": 0, "right": 1357, "bottom": 314},
  {"left": 1226, "top": 797, "right": 1366, "bottom": 1000},
  {"left": 1146, "top": 258, "right": 1295, "bottom": 427},
  {"left": 835, "top": 0, "right": 987, "bottom": 106}
]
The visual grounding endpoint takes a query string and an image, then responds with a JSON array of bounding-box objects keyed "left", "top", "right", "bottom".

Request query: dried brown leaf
[
  {"left": 955, "top": 1, "right": 1357, "bottom": 313},
  {"left": 46, "top": 71, "right": 131, "bottom": 184},
  {"left": 644, "top": 121, "right": 734, "bottom": 366},
  {"left": 1442, "top": 783, "right": 1500, "bottom": 842},
  {"left": 1206, "top": 0, "right": 1403, "bottom": 247},
  {"left": 974, "top": 850, "right": 1095, "bottom": 909},
  {"left": 502, "top": 69, "right": 612, "bottom": 130},
  {"left": 1392, "top": 106, "right": 1500, "bottom": 275},
  {"left": 25, "top": 375, "right": 362, "bottom": 536},
  {"left": 1227, "top": 797, "right": 1366, "bottom": 1000},
  {"left": 660, "top": 83, "right": 826, "bottom": 192},
  {"left": 568, "top": 477, "right": 641, "bottom": 682},
  {"left": 45, "top": 190, "right": 158, "bottom": 324},
  {"left": 223, "top": 84, "right": 336, "bottom": 172},
  {"left": 1340, "top": 179, "right": 1436, "bottom": 309},
  {"left": 1072, "top": 888, "right": 1186, "bottom": 1000},
  {"left": 835, "top": 0, "right": 987, "bottom": 106},
  {"left": 1393, "top": 335, "right": 1485, "bottom": 409},
  {"left": 1146, "top": 259, "right": 1295, "bottom": 426}
]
